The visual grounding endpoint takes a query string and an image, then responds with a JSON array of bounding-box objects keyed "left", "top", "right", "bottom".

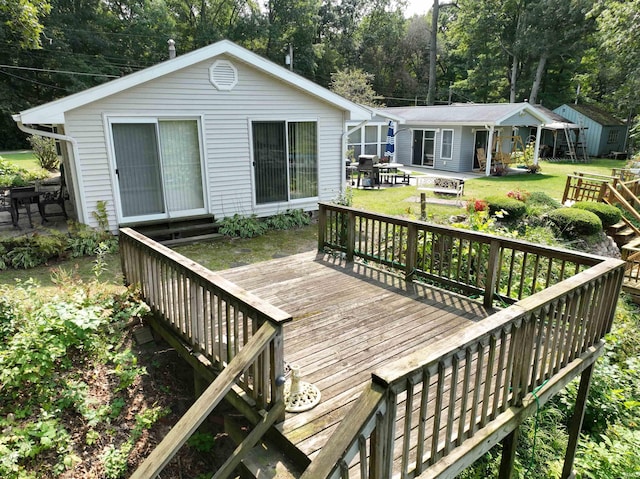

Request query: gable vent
[{"left": 209, "top": 60, "right": 238, "bottom": 91}]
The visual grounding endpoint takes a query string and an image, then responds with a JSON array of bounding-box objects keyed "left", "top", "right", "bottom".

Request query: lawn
[
  {"left": 352, "top": 158, "right": 623, "bottom": 219},
  {"left": 0, "top": 150, "right": 42, "bottom": 171}
]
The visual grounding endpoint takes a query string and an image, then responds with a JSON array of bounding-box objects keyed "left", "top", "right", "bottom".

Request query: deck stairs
[
  {"left": 131, "top": 215, "right": 221, "bottom": 246},
  {"left": 564, "top": 170, "right": 640, "bottom": 301}
]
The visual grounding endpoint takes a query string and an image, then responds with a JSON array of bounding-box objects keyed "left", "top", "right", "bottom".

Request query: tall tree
[
  {"left": 0, "top": 0, "right": 51, "bottom": 48},
  {"left": 426, "top": 0, "right": 438, "bottom": 105}
]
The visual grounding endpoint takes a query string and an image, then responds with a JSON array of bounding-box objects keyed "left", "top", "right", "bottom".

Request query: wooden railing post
[
  {"left": 484, "top": 239, "right": 501, "bottom": 308},
  {"left": 405, "top": 223, "right": 417, "bottom": 279},
  {"left": 317, "top": 203, "right": 327, "bottom": 252},
  {"left": 347, "top": 210, "right": 356, "bottom": 261}
]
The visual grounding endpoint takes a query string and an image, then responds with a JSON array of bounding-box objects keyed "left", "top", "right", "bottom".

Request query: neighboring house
[
  {"left": 13, "top": 40, "right": 371, "bottom": 232},
  {"left": 553, "top": 103, "right": 628, "bottom": 157},
  {"left": 350, "top": 103, "right": 553, "bottom": 175}
]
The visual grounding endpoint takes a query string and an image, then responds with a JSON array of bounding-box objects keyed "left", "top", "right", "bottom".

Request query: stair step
[
  {"left": 160, "top": 232, "right": 223, "bottom": 247},
  {"left": 240, "top": 442, "right": 303, "bottom": 479},
  {"left": 607, "top": 221, "right": 629, "bottom": 234}
]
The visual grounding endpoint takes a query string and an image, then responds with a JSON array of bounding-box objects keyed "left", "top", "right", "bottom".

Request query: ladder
[{"left": 563, "top": 126, "right": 589, "bottom": 162}]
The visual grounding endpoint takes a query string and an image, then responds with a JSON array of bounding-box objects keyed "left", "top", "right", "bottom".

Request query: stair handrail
[
  {"left": 605, "top": 181, "right": 640, "bottom": 225},
  {"left": 130, "top": 321, "right": 284, "bottom": 479}
]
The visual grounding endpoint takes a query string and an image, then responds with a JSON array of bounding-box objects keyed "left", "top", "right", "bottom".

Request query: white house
[
  {"left": 349, "top": 103, "right": 553, "bottom": 175},
  {"left": 13, "top": 40, "right": 371, "bottom": 232}
]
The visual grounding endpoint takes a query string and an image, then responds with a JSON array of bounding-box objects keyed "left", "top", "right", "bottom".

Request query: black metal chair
[
  {"left": 37, "top": 165, "right": 68, "bottom": 223},
  {"left": 0, "top": 188, "right": 16, "bottom": 226}
]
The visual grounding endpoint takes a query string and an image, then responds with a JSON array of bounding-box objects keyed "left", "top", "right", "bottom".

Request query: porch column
[
  {"left": 485, "top": 126, "right": 495, "bottom": 176},
  {"left": 561, "top": 363, "right": 595, "bottom": 479},
  {"left": 534, "top": 125, "right": 542, "bottom": 165}
]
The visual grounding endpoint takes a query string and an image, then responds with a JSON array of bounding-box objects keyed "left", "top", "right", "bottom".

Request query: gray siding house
[
  {"left": 553, "top": 104, "right": 628, "bottom": 157},
  {"left": 13, "top": 40, "right": 371, "bottom": 232},
  {"left": 350, "top": 103, "right": 552, "bottom": 175}
]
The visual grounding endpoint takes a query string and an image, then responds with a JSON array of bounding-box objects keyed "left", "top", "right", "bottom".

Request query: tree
[
  {"left": 330, "top": 68, "right": 382, "bottom": 106},
  {"left": 426, "top": 0, "right": 438, "bottom": 105},
  {"left": 0, "top": 0, "right": 51, "bottom": 48}
]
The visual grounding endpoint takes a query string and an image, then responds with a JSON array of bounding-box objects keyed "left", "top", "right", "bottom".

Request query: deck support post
[
  {"left": 317, "top": 203, "right": 326, "bottom": 252},
  {"left": 347, "top": 210, "right": 356, "bottom": 261},
  {"left": 498, "top": 427, "right": 520, "bottom": 479},
  {"left": 405, "top": 223, "right": 418, "bottom": 280},
  {"left": 193, "top": 371, "right": 209, "bottom": 398},
  {"left": 561, "top": 363, "right": 594, "bottom": 479}
]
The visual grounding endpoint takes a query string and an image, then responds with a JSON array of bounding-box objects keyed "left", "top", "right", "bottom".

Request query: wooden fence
[
  {"left": 120, "top": 227, "right": 292, "bottom": 410},
  {"left": 318, "top": 203, "right": 604, "bottom": 307},
  {"left": 306, "top": 203, "right": 625, "bottom": 478}
]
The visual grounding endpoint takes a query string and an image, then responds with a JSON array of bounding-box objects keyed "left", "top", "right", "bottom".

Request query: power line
[
  {"left": 0, "top": 64, "right": 119, "bottom": 78},
  {"left": 0, "top": 69, "right": 70, "bottom": 91}
]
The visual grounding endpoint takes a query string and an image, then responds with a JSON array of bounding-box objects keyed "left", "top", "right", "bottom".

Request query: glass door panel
[
  {"left": 253, "top": 122, "right": 288, "bottom": 204},
  {"left": 112, "top": 123, "right": 165, "bottom": 217}
]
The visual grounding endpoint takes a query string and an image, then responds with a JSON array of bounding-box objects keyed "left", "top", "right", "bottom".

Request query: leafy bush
[
  {"left": 27, "top": 136, "right": 59, "bottom": 170},
  {"left": 573, "top": 202, "right": 622, "bottom": 228},
  {"left": 0, "top": 156, "right": 49, "bottom": 187},
  {"left": 547, "top": 207, "right": 602, "bottom": 238},
  {"left": 265, "top": 209, "right": 311, "bottom": 230},
  {"left": 484, "top": 195, "right": 527, "bottom": 220},
  {"left": 218, "top": 214, "right": 268, "bottom": 238}
]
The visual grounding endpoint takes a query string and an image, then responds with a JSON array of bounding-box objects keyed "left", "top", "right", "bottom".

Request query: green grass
[
  {"left": 351, "top": 158, "right": 621, "bottom": 219},
  {"left": 464, "top": 159, "right": 622, "bottom": 201},
  {"left": 0, "top": 150, "right": 40, "bottom": 171}
]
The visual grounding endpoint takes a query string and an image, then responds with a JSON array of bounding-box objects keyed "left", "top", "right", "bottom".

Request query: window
[
  {"left": 252, "top": 121, "right": 317, "bottom": 204},
  {"left": 347, "top": 124, "right": 386, "bottom": 159},
  {"left": 441, "top": 129, "right": 453, "bottom": 159},
  {"left": 412, "top": 130, "right": 435, "bottom": 167},
  {"left": 607, "top": 130, "right": 619, "bottom": 144},
  {"left": 111, "top": 119, "right": 204, "bottom": 219}
]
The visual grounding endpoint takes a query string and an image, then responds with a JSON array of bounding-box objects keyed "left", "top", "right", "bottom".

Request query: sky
[{"left": 404, "top": 0, "right": 430, "bottom": 17}]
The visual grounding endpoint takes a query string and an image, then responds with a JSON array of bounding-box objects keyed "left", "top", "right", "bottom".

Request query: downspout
[
  {"left": 16, "top": 121, "right": 87, "bottom": 224},
  {"left": 342, "top": 119, "right": 368, "bottom": 194}
]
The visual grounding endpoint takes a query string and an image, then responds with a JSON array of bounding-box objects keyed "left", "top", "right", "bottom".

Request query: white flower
[{"left": 564, "top": 200, "right": 575, "bottom": 207}]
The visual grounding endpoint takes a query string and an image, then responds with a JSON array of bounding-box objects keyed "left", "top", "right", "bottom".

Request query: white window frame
[
  {"left": 440, "top": 129, "right": 454, "bottom": 160},
  {"left": 249, "top": 118, "right": 319, "bottom": 208},
  {"left": 104, "top": 114, "right": 208, "bottom": 224}
]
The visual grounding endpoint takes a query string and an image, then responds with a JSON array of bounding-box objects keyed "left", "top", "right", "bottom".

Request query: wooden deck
[{"left": 218, "top": 251, "right": 494, "bottom": 461}]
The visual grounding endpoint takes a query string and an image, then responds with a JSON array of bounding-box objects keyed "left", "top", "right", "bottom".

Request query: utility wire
[
  {"left": 0, "top": 64, "right": 119, "bottom": 78},
  {"left": 0, "top": 69, "right": 70, "bottom": 91}
]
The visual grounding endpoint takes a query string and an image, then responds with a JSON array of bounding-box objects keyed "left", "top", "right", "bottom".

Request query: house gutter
[{"left": 15, "top": 120, "right": 87, "bottom": 224}]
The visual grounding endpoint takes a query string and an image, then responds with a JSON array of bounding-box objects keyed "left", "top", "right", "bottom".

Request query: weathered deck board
[{"left": 218, "top": 251, "right": 493, "bottom": 460}]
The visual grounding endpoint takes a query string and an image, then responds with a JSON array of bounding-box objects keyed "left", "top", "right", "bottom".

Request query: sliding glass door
[
  {"left": 252, "top": 121, "right": 318, "bottom": 204},
  {"left": 111, "top": 119, "right": 205, "bottom": 221},
  {"left": 412, "top": 129, "right": 435, "bottom": 167}
]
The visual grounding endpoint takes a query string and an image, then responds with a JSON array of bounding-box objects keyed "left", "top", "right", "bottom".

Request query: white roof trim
[
  {"left": 494, "top": 103, "right": 552, "bottom": 125},
  {"left": 14, "top": 39, "right": 372, "bottom": 124}
]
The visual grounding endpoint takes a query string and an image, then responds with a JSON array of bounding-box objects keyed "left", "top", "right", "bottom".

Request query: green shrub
[
  {"left": 0, "top": 156, "right": 49, "bottom": 187},
  {"left": 265, "top": 209, "right": 311, "bottom": 230},
  {"left": 573, "top": 202, "right": 622, "bottom": 228},
  {"left": 527, "top": 191, "right": 562, "bottom": 209},
  {"left": 27, "top": 136, "right": 59, "bottom": 170},
  {"left": 547, "top": 207, "right": 602, "bottom": 238},
  {"left": 218, "top": 214, "right": 268, "bottom": 238},
  {"left": 484, "top": 195, "right": 527, "bottom": 220}
]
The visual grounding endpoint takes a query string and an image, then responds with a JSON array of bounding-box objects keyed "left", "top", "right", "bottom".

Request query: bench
[{"left": 417, "top": 176, "right": 465, "bottom": 203}]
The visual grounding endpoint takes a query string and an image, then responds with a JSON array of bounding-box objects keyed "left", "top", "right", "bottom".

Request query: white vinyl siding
[{"left": 64, "top": 54, "right": 344, "bottom": 230}]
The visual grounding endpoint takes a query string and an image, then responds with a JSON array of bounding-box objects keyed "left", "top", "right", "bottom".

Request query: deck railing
[
  {"left": 318, "top": 203, "right": 603, "bottom": 307},
  {"left": 306, "top": 204, "right": 625, "bottom": 479},
  {"left": 120, "top": 227, "right": 292, "bottom": 410}
]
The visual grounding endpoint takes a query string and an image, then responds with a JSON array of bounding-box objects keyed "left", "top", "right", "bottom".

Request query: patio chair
[
  {"left": 476, "top": 148, "right": 487, "bottom": 170},
  {"left": 0, "top": 188, "right": 16, "bottom": 226},
  {"left": 37, "top": 165, "right": 68, "bottom": 223}
]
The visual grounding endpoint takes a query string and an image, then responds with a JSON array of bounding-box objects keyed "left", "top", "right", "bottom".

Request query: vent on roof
[{"left": 209, "top": 60, "right": 238, "bottom": 91}]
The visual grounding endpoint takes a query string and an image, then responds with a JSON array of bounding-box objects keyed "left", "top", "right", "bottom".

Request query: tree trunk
[
  {"left": 509, "top": 54, "right": 518, "bottom": 103},
  {"left": 426, "top": 0, "right": 439, "bottom": 105},
  {"left": 529, "top": 53, "right": 548, "bottom": 104}
]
